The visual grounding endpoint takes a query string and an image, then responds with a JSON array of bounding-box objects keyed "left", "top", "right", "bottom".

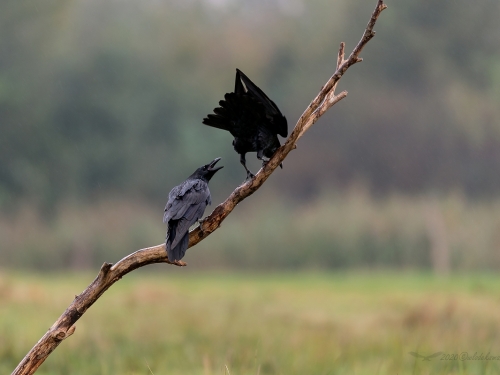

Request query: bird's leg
[
  {"left": 240, "top": 153, "right": 254, "bottom": 180},
  {"left": 257, "top": 150, "right": 281, "bottom": 169},
  {"left": 257, "top": 149, "right": 268, "bottom": 168},
  {"left": 257, "top": 149, "right": 264, "bottom": 161},
  {"left": 258, "top": 154, "right": 266, "bottom": 167}
]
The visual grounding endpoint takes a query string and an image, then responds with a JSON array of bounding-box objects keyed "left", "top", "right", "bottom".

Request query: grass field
[{"left": 1, "top": 271, "right": 500, "bottom": 374}]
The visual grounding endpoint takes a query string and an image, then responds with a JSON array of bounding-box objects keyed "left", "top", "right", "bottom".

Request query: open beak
[{"left": 207, "top": 157, "right": 223, "bottom": 172}]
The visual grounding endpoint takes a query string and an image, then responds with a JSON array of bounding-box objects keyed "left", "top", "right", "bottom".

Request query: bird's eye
[{"left": 203, "top": 166, "right": 207, "bottom": 170}]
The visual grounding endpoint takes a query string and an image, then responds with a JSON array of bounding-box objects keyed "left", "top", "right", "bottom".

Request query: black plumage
[
  {"left": 203, "top": 69, "right": 288, "bottom": 179},
  {"left": 163, "top": 157, "right": 223, "bottom": 264}
]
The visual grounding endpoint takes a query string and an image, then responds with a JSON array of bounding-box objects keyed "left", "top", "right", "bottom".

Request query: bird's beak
[{"left": 207, "top": 157, "right": 223, "bottom": 172}]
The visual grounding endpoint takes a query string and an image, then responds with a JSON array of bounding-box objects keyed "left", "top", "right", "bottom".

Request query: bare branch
[
  {"left": 329, "top": 42, "right": 345, "bottom": 95},
  {"left": 11, "top": 1, "right": 386, "bottom": 374},
  {"left": 337, "top": 42, "right": 345, "bottom": 69},
  {"left": 296, "top": 0, "right": 386, "bottom": 132}
]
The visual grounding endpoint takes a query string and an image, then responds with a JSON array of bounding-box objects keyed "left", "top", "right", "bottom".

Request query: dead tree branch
[{"left": 11, "top": 1, "right": 386, "bottom": 374}]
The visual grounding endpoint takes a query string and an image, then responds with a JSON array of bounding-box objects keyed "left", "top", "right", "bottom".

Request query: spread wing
[
  {"left": 202, "top": 69, "right": 288, "bottom": 139},
  {"left": 164, "top": 179, "right": 211, "bottom": 250},
  {"left": 235, "top": 69, "right": 288, "bottom": 137},
  {"left": 202, "top": 93, "right": 266, "bottom": 140}
]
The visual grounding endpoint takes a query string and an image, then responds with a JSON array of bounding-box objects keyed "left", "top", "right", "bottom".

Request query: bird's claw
[{"left": 245, "top": 171, "right": 255, "bottom": 181}]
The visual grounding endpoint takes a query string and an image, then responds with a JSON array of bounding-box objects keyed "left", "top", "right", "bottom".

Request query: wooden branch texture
[{"left": 11, "top": 1, "right": 386, "bottom": 374}]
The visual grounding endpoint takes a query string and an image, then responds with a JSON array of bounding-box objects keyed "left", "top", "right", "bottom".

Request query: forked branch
[{"left": 11, "top": 1, "right": 386, "bottom": 374}]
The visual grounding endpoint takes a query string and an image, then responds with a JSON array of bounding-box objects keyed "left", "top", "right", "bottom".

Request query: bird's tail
[
  {"left": 167, "top": 232, "right": 189, "bottom": 262},
  {"left": 166, "top": 221, "right": 189, "bottom": 262}
]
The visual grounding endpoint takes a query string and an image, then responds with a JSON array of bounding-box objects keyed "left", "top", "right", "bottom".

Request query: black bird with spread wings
[
  {"left": 202, "top": 69, "right": 288, "bottom": 179},
  {"left": 163, "top": 157, "right": 223, "bottom": 264}
]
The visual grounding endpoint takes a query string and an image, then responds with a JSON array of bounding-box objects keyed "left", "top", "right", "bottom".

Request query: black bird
[
  {"left": 163, "top": 157, "right": 223, "bottom": 264},
  {"left": 203, "top": 69, "right": 288, "bottom": 179}
]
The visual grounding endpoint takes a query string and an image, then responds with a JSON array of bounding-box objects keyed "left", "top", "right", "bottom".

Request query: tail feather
[
  {"left": 166, "top": 220, "right": 176, "bottom": 261},
  {"left": 174, "top": 232, "right": 189, "bottom": 261},
  {"left": 166, "top": 220, "right": 190, "bottom": 262},
  {"left": 166, "top": 231, "right": 189, "bottom": 262}
]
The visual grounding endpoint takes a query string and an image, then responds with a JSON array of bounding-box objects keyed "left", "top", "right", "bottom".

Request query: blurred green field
[{"left": 1, "top": 272, "right": 500, "bottom": 374}]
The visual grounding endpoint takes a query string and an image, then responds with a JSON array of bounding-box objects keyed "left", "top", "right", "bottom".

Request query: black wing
[
  {"left": 235, "top": 69, "right": 288, "bottom": 137},
  {"left": 202, "top": 69, "right": 288, "bottom": 139},
  {"left": 164, "top": 180, "right": 210, "bottom": 254},
  {"left": 202, "top": 92, "right": 267, "bottom": 140}
]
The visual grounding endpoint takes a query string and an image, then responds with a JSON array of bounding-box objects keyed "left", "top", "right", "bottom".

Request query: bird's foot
[
  {"left": 261, "top": 158, "right": 282, "bottom": 169},
  {"left": 245, "top": 171, "right": 255, "bottom": 181}
]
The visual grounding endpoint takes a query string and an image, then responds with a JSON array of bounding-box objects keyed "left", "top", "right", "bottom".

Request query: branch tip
[{"left": 337, "top": 43, "right": 345, "bottom": 69}]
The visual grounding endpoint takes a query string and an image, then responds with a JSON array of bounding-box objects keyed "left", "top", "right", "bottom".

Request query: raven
[
  {"left": 202, "top": 69, "right": 288, "bottom": 179},
  {"left": 163, "top": 157, "right": 223, "bottom": 264}
]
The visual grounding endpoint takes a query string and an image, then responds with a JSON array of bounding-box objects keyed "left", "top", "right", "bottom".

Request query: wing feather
[
  {"left": 236, "top": 69, "right": 288, "bottom": 137},
  {"left": 164, "top": 179, "right": 211, "bottom": 253},
  {"left": 168, "top": 202, "right": 207, "bottom": 250}
]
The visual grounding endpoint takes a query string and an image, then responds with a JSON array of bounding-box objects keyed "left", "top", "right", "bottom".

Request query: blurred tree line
[
  {"left": 2, "top": 0, "right": 500, "bottom": 271},
  {"left": 1, "top": 0, "right": 500, "bottom": 211}
]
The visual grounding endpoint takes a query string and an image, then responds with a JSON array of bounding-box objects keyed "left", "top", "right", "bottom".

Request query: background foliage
[
  {"left": 1, "top": 0, "right": 500, "bottom": 270},
  {"left": 3, "top": 2, "right": 500, "bottom": 374}
]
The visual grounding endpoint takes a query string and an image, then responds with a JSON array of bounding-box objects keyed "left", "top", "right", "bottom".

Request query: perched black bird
[
  {"left": 163, "top": 157, "right": 223, "bottom": 264},
  {"left": 203, "top": 69, "right": 288, "bottom": 179}
]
